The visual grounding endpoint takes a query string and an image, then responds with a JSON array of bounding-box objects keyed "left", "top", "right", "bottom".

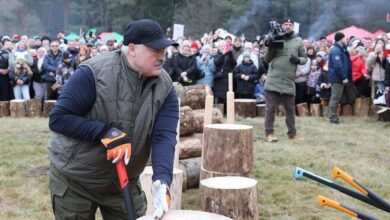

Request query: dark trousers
[
  {"left": 0, "top": 75, "right": 11, "bottom": 101},
  {"left": 236, "top": 93, "right": 254, "bottom": 99},
  {"left": 354, "top": 76, "right": 370, "bottom": 97},
  {"left": 264, "top": 91, "right": 297, "bottom": 137},
  {"left": 295, "top": 82, "right": 307, "bottom": 104},
  {"left": 329, "top": 83, "right": 344, "bottom": 122}
]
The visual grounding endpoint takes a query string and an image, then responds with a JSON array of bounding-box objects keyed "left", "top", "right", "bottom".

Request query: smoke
[
  {"left": 230, "top": 0, "right": 270, "bottom": 35},
  {"left": 307, "top": 3, "right": 335, "bottom": 41}
]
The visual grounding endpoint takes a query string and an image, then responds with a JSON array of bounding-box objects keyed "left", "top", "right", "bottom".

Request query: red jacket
[{"left": 350, "top": 54, "right": 366, "bottom": 81}]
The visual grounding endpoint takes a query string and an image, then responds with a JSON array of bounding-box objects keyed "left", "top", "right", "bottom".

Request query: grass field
[{"left": 1, "top": 116, "right": 390, "bottom": 220}]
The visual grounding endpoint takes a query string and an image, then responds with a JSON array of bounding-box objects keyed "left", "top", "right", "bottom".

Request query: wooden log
[
  {"left": 140, "top": 166, "right": 183, "bottom": 215},
  {"left": 226, "top": 91, "right": 235, "bottom": 123},
  {"left": 200, "top": 176, "right": 258, "bottom": 220},
  {"left": 202, "top": 124, "right": 253, "bottom": 175},
  {"left": 137, "top": 210, "right": 232, "bottom": 220},
  {"left": 179, "top": 133, "right": 203, "bottom": 159},
  {"left": 256, "top": 104, "right": 266, "bottom": 117},
  {"left": 296, "top": 103, "right": 309, "bottom": 116},
  {"left": 180, "top": 106, "right": 195, "bottom": 136},
  {"left": 378, "top": 107, "right": 390, "bottom": 122},
  {"left": 310, "top": 103, "right": 321, "bottom": 117},
  {"left": 43, "top": 100, "right": 56, "bottom": 117},
  {"left": 200, "top": 166, "right": 241, "bottom": 181},
  {"left": 275, "top": 105, "right": 285, "bottom": 117},
  {"left": 234, "top": 99, "right": 257, "bottom": 118},
  {"left": 10, "top": 100, "right": 26, "bottom": 117},
  {"left": 354, "top": 97, "right": 371, "bottom": 117},
  {"left": 320, "top": 99, "right": 329, "bottom": 117},
  {"left": 181, "top": 84, "right": 213, "bottom": 110},
  {"left": 26, "top": 99, "right": 42, "bottom": 117},
  {"left": 214, "top": 103, "right": 224, "bottom": 117},
  {"left": 341, "top": 104, "right": 353, "bottom": 116},
  {"left": 179, "top": 157, "right": 201, "bottom": 190},
  {"left": 192, "top": 108, "right": 223, "bottom": 133},
  {"left": 369, "top": 105, "right": 383, "bottom": 120},
  {"left": 0, "top": 101, "right": 10, "bottom": 117}
]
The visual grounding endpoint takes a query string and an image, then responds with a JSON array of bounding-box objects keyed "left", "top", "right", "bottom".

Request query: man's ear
[{"left": 128, "top": 44, "right": 136, "bottom": 56}]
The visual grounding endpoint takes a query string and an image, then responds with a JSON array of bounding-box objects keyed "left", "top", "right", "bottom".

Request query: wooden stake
[
  {"left": 203, "top": 95, "right": 214, "bottom": 126},
  {"left": 226, "top": 92, "right": 235, "bottom": 124}
]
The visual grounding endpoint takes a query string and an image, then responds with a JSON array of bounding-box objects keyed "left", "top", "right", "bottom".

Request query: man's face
[
  {"left": 68, "top": 41, "right": 77, "bottom": 50},
  {"left": 281, "top": 22, "right": 294, "bottom": 33},
  {"left": 50, "top": 42, "right": 59, "bottom": 53},
  {"left": 131, "top": 44, "right": 166, "bottom": 78},
  {"left": 340, "top": 37, "right": 347, "bottom": 46},
  {"left": 233, "top": 39, "right": 241, "bottom": 48},
  {"left": 107, "top": 44, "right": 115, "bottom": 51},
  {"left": 320, "top": 39, "right": 327, "bottom": 47}
]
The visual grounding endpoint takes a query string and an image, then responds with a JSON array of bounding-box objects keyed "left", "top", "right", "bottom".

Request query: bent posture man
[{"left": 48, "top": 19, "right": 179, "bottom": 220}]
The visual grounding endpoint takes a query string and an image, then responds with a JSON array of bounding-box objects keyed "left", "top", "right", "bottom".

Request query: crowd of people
[{"left": 0, "top": 26, "right": 390, "bottom": 111}]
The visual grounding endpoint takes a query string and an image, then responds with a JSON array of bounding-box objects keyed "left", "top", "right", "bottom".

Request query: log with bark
[
  {"left": 181, "top": 84, "right": 213, "bottom": 110},
  {"left": 200, "top": 176, "right": 258, "bottom": 220},
  {"left": 26, "top": 99, "right": 42, "bottom": 117},
  {"left": 296, "top": 103, "right": 309, "bottom": 116},
  {"left": 180, "top": 106, "right": 195, "bottom": 136},
  {"left": 256, "top": 104, "right": 266, "bottom": 117},
  {"left": 179, "top": 157, "right": 201, "bottom": 190},
  {"left": 43, "top": 100, "right": 57, "bottom": 117},
  {"left": 378, "top": 107, "right": 390, "bottom": 122},
  {"left": 10, "top": 100, "right": 26, "bottom": 117},
  {"left": 192, "top": 108, "right": 223, "bottom": 133},
  {"left": 234, "top": 99, "right": 257, "bottom": 118},
  {"left": 354, "top": 97, "right": 371, "bottom": 117},
  {"left": 179, "top": 133, "right": 203, "bottom": 159},
  {"left": 0, "top": 101, "right": 10, "bottom": 117},
  {"left": 341, "top": 104, "right": 353, "bottom": 116},
  {"left": 310, "top": 103, "right": 321, "bottom": 117}
]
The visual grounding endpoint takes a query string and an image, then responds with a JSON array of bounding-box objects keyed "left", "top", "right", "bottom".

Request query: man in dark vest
[
  {"left": 263, "top": 17, "right": 307, "bottom": 142},
  {"left": 48, "top": 19, "right": 179, "bottom": 220}
]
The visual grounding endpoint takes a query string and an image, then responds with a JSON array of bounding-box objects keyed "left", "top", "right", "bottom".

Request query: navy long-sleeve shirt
[{"left": 49, "top": 65, "right": 179, "bottom": 185}]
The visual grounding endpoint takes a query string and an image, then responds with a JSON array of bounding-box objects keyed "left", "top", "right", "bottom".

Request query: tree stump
[
  {"left": 180, "top": 106, "right": 195, "bottom": 136},
  {"left": 354, "top": 97, "right": 371, "bottom": 117},
  {"left": 140, "top": 166, "right": 183, "bottom": 215},
  {"left": 296, "top": 103, "right": 309, "bottom": 116},
  {"left": 200, "top": 166, "right": 241, "bottom": 181},
  {"left": 202, "top": 124, "right": 253, "bottom": 175},
  {"left": 181, "top": 84, "right": 213, "bottom": 110},
  {"left": 26, "top": 99, "right": 42, "bottom": 117},
  {"left": 179, "top": 133, "right": 203, "bottom": 159},
  {"left": 137, "top": 210, "right": 232, "bottom": 220},
  {"left": 179, "top": 157, "right": 201, "bottom": 190},
  {"left": 192, "top": 108, "right": 223, "bottom": 133},
  {"left": 234, "top": 99, "right": 257, "bottom": 118},
  {"left": 10, "top": 100, "right": 26, "bottom": 117},
  {"left": 256, "top": 104, "right": 266, "bottom": 117},
  {"left": 275, "top": 105, "right": 285, "bottom": 117},
  {"left": 341, "top": 104, "right": 353, "bottom": 116},
  {"left": 320, "top": 99, "right": 329, "bottom": 117},
  {"left": 0, "top": 101, "right": 10, "bottom": 117},
  {"left": 310, "top": 103, "right": 321, "bottom": 117},
  {"left": 200, "top": 176, "right": 258, "bottom": 220},
  {"left": 378, "top": 108, "right": 390, "bottom": 122},
  {"left": 43, "top": 100, "right": 56, "bottom": 117},
  {"left": 214, "top": 103, "right": 224, "bottom": 117},
  {"left": 369, "top": 105, "right": 383, "bottom": 120}
]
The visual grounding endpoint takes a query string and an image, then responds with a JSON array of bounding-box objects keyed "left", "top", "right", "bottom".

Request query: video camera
[{"left": 264, "top": 20, "right": 287, "bottom": 49}]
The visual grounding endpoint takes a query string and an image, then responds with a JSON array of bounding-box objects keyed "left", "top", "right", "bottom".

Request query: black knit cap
[
  {"left": 123, "top": 19, "right": 178, "bottom": 49},
  {"left": 282, "top": 17, "right": 294, "bottom": 24},
  {"left": 334, "top": 32, "right": 345, "bottom": 42}
]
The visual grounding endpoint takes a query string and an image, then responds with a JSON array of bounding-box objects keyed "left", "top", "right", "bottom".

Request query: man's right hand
[
  {"left": 101, "top": 128, "right": 131, "bottom": 165},
  {"left": 342, "top": 79, "right": 349, "bottom": 84}
]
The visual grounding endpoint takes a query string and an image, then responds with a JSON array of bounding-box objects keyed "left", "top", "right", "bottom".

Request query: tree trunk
[
  {"left": 10, "top": 100, "right": 26, "bottom": 117},
  {"left": 202, "top": 124, "right": 253, "bottom": 175},
  {"left": 180, "top": 106, "right": 195, "bottom": 136},
  {"left": 200, "top": 176, "right": 258, "bottom": 220},
  {"left": 0, "top": 101, "right": 10, "bottom": 117},
  {"left": 179, "top": 157, "right": 201, "bottom": 190},
  {"left": 140, "top": 166, "right": 183, "bottom": 215},
  {"left": 256, "top": 104, "right": 266, "bottom": 117},
  {"left": 192, "top": 108, "right": 223, "bottom": 133},
  {"left": 182, "top": 84, "right": 213, "bottom": 110},
  {"left": 310, "top": 103, "right": 321, "bottom": 117},
  {"left": 354, "top": 97, "right": 371, "bottom": 117},
  {"left": 341, "top": 104, "right": 353, "bottom": 116},
  {"left": 296, "top": 103, "right": 309, "bottom": 116},
  {"left": 377, "top": 108, "right": 390, "bottom": 122},
  {"left": 321, "top": 99, "right": 329, "bottom": 117},
  {"left": 179, "top": 133, "right": 203, "bottom": 159},
  {"left": 43, "top": 100, "right": 57, "bottom": 117},
  {"left": 369, "top": 105, "right": 382, "bottom": 120},
  {"left": 138, "top": 210, "right": 232, "bottom": 220},
  {"left": 234, "top": 99, "right": 257, "bottom": 118},
  {"left": 26, "top": 99, "right": 42, "bottom": 117}
]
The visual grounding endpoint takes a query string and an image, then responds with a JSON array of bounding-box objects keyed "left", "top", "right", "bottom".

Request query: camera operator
[{"left": 263, "top": 17, "right": 307, "bottom": 142}]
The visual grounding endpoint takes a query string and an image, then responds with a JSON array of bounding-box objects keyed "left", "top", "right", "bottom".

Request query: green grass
[{"left": 1, "top": 117, "right": 390, "bottom": 219}]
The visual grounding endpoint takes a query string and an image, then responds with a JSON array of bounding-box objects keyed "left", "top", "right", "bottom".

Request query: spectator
[
  {"left": 9, "top": 41, "right": 33, "bottom": 67},
  {"left": 306, "top": 60, "right": 322, "bottom": 105},
  {"left": 318, "top": 61, "right": 331, "bottom": 100},
  {"left": 106, "top": 39, "right": 115, "bottom": 51},
  {"left": 366, "top": 38, "right": 386, "bottom": 98},
  {"left": 90, "top": 47, "right": 99, "bottom": 58},
  {"left": 328, "top": 32, "right": 352, "bottom": 124},
  {"left": 9, "top": 54, "right": 32, "bottom": 100},
  {"left": 236, "top": 42, "right": 259, "bottom": 68},
  {"left": 294, "top": 58, "right": 311, "bottom": 104},
  {"left": 67, "top": 40, "right": 79, "bottom": 62},
  {"left": 99, "top": 45, "right": 109, "bottom": 54},
  {"left": 350, "top": 40, "right": 370, "bottom": 97},
  {"left": 190, "top": 41, "right": 200, "bottom": 57},
  {"left": 54, "top": 51, "right": 76, "bottom": 94},
  {"left": 43, "top": 40, "right": 63, "bottom": 100},
  {"left": 31, "top": 47, "right": 47, "bottom": 106},
  {"left": 164, "top": 44, "right": 180, "bottom": 82},
  {"left": 234, "top": 51, "right": 259, "bottom": 98},
  {"left": 196, "top": 44, "right": 216, "bottom": 88},
  {"left": 231, "top": 37, "right": 244, "bottom": 60},
  {"left": 173, "top": 41, "right": 198, "bottom": 86},
  {"left": 76, "top": 45, "right": 91, "bottom": 66}
]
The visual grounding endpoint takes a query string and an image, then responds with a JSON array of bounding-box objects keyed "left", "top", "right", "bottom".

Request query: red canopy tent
[
  {"left": 326, "top": 25, "right": 376, "bottom": 41},
  {"left": 374, "top": 29, "right": 386, "bottom": 36}
]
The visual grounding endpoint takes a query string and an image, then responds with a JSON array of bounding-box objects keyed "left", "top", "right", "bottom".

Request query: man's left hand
[
  {"left": 289, "top": 55, "right": 300, "bottom": 65},
  {"left": 152, "top": 180, "right": 171, "bottom": 219}
]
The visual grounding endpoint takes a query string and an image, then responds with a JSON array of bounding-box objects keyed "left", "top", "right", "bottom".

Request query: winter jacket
[
  {"left": 366, "top": 52, "right": 385, "bottom": 82},
  {"left": 318, "top": 70, "right": 331, "bottom": 99},
  {"left": 351, "top": 54, "right": 367, "bottom": 81},
  {"left": 55, "top": 62, "right": 76, "bottom": 93},
  {"left": 172, "top": 53, "right": 197, "bottom": 86},
  {"left": 196, "top": 55, "right": 216, "bottom": 88},
  {"left": 234, "top": 59, "right": 259, "bottom": 96},
  {"left": 294, "top": 59, "right": 311, "bottom": 83},
  {"left": 307, "top": 68, "right": 321, "bottom": 89},
  {"left": 328, "top": 43, "right": 352, "bottom": 84},
  {"left": 0, "top": 49, "right": 9, "bottom": 69},
  {"left": 9, "top": 63, "right": 32, "bottom": 86},
  {"left": 31, "top": 57, "right": 45, "bottom": 83},
  {"left": 42, "top": 51, "right": 63, "bottom": 83},
  {"left": 264, "top": 33, "right": 307, "bottom": 95},
  {"left": 213, "top": 51, "right": 237, "bottom": 99}
]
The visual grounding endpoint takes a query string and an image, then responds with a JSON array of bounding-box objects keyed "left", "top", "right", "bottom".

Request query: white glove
[
  {"left": 152, "top": 180, "right": 170, "bottom": 220},
  {"left": 180, "top": 72, "right": 187, "bottom": 78}
]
